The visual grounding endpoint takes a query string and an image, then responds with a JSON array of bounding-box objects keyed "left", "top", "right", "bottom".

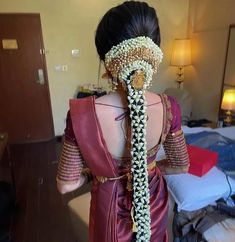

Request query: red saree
[{"left": 68, "top": 95, "right": 174, "bottom": 242}]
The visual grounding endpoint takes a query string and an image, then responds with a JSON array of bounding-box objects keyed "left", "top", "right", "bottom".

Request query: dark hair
[{"left": 95, "top": 1, "right": 161, "bottom": 61}]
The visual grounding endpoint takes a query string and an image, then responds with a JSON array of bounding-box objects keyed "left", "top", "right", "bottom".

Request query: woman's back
[
  {"left": 95, "top": 91, "right": 164, "bottom": 159},
  {"left": 56, "top": 2, "right": 189, "bottom": 241}
]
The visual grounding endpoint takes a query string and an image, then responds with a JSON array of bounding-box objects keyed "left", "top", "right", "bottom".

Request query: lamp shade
[
  {"left": 171, "top": 39, "right": 191, "bottom": 66},
  {"left": 221, "top": 89, "right": 235, "bottom": 111}
]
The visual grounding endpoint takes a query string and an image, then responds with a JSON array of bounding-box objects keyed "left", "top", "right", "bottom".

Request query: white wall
[
  {"left": 0, "top": 0, "right": 189, "bottom": 135},
  {"left": 186, "top": 0, "right": 235, "bottom": 121}
]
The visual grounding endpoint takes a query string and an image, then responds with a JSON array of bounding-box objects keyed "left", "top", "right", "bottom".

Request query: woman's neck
[{"left": 112, "top": 82, "right": 129, "bottom": 107}]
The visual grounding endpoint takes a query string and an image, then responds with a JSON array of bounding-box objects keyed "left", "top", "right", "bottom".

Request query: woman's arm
[
  {"left": 56, "top": 137, "right": 87, "bottom": 194},
  {"left": 162, "top": 130, "right": 189, "bottom": 175},
  {"left": 162, "top": 96, "right": 190, "bottom": 174},
  {"left": 56, "top": 111, "right": 88, "bottom": 194}
]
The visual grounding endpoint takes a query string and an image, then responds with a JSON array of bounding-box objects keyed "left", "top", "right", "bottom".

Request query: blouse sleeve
[
  {"left": 162, "top": 96, "right": 189, "bottom": 170},
  {"left": 56, "top": 111, "right": 85, "bottom": 184}
]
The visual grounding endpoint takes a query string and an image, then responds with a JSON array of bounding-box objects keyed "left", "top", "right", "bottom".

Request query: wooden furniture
[
  {"left": 0, "top": 132, "right": 15, "bottom": 192},
  {"left": 0, "top": 132, "right": 9, "bottom": 161}
]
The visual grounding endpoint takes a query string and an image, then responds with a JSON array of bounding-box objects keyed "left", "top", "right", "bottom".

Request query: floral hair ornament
[
  {"left": 104, "top": 36, "right": 163, "bottom": 242},
  {"left": 104, "top": 36, "right": 163, "bottom": 91}
]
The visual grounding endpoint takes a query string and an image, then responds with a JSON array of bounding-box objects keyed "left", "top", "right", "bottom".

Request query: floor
[{"left": 0, "top": 139, "right": 78, "bottom": 242}]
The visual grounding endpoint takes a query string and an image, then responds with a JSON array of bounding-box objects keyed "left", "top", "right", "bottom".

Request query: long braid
[
  {"left": 127, "top": 85, "right": 151, "bottom": 241},
  {"left": 105, "top": 36, "right": 163, "bottom": 242}
]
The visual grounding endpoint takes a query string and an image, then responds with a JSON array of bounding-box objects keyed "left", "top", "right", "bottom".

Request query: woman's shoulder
[
  {"left": 95, "top": 92, "right": 128, "bottom": 109},
  {"left": 145, "top": 91, "right": 161, "bottom": 104},
  {"left": 147, "top": 92, "right": 179, "bottom": 107}
]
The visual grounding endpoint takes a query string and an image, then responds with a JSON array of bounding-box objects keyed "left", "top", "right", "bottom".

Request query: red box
[{"left": 187, "top": 145, "right": 218, "bottom": 177}]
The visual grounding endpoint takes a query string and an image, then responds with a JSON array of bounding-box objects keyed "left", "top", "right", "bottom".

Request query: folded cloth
[
  {"left": 187, "top": 145, "right": 218, "bottom": 177},
  {"left": 203, "top": 218, "right": 235, "bottom": 242},
  {"left": 172, "top": 203, "right": 232, "bottom": 242}
]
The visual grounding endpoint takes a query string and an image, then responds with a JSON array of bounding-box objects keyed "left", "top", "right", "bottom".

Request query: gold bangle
[{"left": 170, "top": 129, "right": 183, "bottom": 137}]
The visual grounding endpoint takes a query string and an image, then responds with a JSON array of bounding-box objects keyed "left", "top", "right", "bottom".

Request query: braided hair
[{"left": 95, "top": 2, "right": 162, "bottom": 241}]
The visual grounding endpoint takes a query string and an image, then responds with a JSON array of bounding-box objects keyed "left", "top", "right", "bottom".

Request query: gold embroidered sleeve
[
  {"left": 56, "top": 137, "right": 85, "bottom": 185},
  {"left": 163, "top": 130, "right": 189, "bottom": 171}
]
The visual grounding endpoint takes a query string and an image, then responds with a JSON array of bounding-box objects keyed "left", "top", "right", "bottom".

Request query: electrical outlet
[{"left": 62, "top": 65, "right": 68, "bottom": 71}]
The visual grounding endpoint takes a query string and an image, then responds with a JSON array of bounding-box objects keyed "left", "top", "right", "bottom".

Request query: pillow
[{"left": 165, "top": 167, "right": 235, "bottom": 211}]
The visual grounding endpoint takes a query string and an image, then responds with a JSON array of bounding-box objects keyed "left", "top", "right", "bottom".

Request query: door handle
[{"left": 36, "top": 69, "right": 45, "bottom": 85}]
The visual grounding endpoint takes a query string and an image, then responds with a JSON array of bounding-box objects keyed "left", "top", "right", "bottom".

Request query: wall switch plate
[
  {"left": 55, "top": 65, "right": 68, "bottom": 72},
  {"left": 71, "top": 49, "right": 79, "bottom": 57},
  {"left": 55, "top": 65, "right": 62, "bottom": 71}
]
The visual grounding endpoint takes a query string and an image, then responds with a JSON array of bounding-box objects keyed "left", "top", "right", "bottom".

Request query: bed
[
  {"left": 67, "top": 126, "right": 235, "bottom": 242},
  {"left": 165, "top": 126, "right": 235, "bottom": 241}
]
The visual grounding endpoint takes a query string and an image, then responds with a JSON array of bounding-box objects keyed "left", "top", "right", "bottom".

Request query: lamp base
[
  {"left": 176, "top": 66, "right": 184, "bottom": 89},
  {"left": 223, "top": 110, "right": 233, "bottom": 126},
  {"left": 176, "top": 80, "right": 183, "bottom": 89}
]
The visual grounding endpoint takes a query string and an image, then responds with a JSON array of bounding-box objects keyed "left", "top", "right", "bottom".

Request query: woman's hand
[
  {"left": 57, "top": 174, "right": 86, "bottom": 194},
  {"left": 157, "top": 159, "right": 189, "bottom": 175}
]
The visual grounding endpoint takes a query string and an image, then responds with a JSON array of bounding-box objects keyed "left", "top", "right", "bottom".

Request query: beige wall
[
  {"left": 187, "top": 0, "right": 235, "bottom": 122},
  {"left": 224, "top": 28, "right": 235, "bottom": 86},
  {"left": 0, "top": 0, "right": 189, "bottom": 135}
]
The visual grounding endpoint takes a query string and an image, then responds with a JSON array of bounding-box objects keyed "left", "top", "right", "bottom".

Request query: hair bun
[{"left": 105, "top": 36, "right": 163, "bottom": 91}]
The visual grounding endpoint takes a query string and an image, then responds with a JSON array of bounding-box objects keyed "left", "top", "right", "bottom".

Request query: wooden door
[{"left": 0, "top": 14, "right": 54, "bottom": 143}]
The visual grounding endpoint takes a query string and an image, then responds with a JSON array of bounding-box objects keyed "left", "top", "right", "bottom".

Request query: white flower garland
[
  {"left": 104, "top": 36, "right": 163, "bottom": 242},
  {"left": 128, "top": 86, "right": 151, "bottom": 241},
  {"left": 105, "top": 36, "right": 163, "bottom": 71}
]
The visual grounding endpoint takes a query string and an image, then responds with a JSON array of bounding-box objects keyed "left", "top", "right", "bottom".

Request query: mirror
[{"left": 219, "top": 24, "right": 235, "bottom": 125}]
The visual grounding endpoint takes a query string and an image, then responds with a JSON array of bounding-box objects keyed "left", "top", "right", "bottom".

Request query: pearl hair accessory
[{"left": 104, "top": 36, "right": 163, "bottom": 242}]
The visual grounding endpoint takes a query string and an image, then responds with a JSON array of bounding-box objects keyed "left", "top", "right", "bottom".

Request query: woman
[{"left": 57, "top": 1, "right": 189, "bottom": 242}]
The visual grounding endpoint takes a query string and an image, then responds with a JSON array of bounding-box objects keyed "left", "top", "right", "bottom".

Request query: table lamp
[
  {"left": 221, "top": 89, "right": 235, "bottom": 126},
  {"left": 171, "top": 39, "right": 191, "bottom": 88}
]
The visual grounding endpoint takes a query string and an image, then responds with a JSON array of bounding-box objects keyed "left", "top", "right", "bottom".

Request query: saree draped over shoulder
[{"left": 57, "top": 94, "right": 189, "bottom": 242}]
